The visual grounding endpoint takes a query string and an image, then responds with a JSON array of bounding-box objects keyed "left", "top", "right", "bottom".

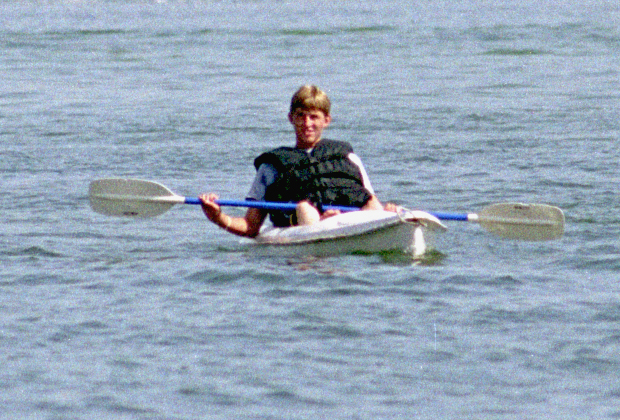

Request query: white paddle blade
[
  {"left": 89, "top": 178, "right": 184, "bottom": 218},
  {"left": 478, "top": 203, "right": 565, "bottom": 241}
]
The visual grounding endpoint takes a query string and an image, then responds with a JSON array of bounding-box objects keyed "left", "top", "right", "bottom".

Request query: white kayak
[{"left": 252, "top": 209, "right": 447, "bottom": 257}]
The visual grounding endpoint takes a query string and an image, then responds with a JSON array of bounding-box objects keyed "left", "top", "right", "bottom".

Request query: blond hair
[{"left": 289, "top": 85, "right": 331, "bottom": 116}]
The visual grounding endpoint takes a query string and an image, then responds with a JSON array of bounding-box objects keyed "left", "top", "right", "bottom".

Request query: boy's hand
[
  {"left": 199, "top": 193, "right": 222, "bottom": 222},
  {"left": 383, "top": 202, "right": 401, "bottom": 212}
]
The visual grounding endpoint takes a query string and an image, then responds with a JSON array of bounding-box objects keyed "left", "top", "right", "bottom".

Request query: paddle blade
[
  {"left": 477, "top": 203, "right": 565, "bottom": 241},
  {"left": 89, "top": 178, "right": 183, "bottom": 218}
]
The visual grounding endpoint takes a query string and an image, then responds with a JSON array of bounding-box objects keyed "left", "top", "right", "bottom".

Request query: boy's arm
[
  {"left": 347, "top": 153, "right": 375, "bottom": 194},
  {"left": 199, "top": 194, "right": 267, "bottom": 238}
]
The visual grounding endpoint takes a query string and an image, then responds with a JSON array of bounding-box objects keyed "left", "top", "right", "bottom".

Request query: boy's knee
[{"left": 296, "top": 201, "right": 320, "bottom": 225}]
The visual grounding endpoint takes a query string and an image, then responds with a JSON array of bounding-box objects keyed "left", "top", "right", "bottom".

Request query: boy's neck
[{"left": 296, "top": 137, "right": 322, "bottom": 149}]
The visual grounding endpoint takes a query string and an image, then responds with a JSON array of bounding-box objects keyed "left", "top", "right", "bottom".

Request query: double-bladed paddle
[{"left": 88, "top": 178, "right": 565, "bottom": 241}]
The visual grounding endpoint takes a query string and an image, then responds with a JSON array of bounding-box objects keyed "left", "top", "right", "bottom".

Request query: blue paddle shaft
[
  {"left": 184, "top": 197, "right": 202, "bottom": 205},
  {"left": 184, "top": 196, "right": 470, "bottom": 221},
  {"left": 427, "top": 212, "right": 469, "bottom": 221},
  {"left": 185, "top": 197, "right": 358, "bottom": 212}
]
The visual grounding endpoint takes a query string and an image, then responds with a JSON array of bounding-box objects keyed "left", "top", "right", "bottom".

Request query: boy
[{"left": 199, "top": 85, "right": 395, "bottom": 238}]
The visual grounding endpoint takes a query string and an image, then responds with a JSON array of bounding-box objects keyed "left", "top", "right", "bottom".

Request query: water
[{"left": 1, "top": 0, "right": 620, "bottom": 418}]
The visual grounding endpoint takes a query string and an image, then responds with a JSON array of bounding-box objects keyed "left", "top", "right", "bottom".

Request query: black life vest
[{"left": 253, "top": 139, "right": 372, "bottom": 227}]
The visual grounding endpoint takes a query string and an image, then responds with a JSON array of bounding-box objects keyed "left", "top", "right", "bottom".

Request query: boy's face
[{"left": 289, "top": 108, "right": 332, "bottom": 148}]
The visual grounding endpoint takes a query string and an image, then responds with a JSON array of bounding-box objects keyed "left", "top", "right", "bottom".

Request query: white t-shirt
[{"left": 246, "top": 152, "right": 375, "bottom": 201}]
